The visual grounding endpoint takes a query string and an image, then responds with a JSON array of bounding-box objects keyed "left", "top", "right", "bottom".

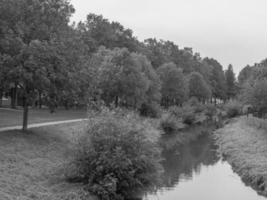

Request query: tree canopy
[
  {"left": 188, "top": 72, "right": 211, "bottom": 102},
  {"left": 157, "top": 62, "right": 187, "bottom": 107},
  {"left": 0, "top": 2, "right": 233, "bottom": 129}
]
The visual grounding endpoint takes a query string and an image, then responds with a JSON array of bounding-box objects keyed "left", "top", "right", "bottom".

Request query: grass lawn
[
  {"left": 215, "top": 116, "right": 267, "bottom": 197},
  {"left": 0, "top": 108, "right": 87, "bottom": 128},
  {"left": 0, "top": 121, "right": 95, "bottom": 200}
]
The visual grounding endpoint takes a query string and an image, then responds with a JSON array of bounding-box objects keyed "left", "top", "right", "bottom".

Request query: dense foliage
[
  {"left": 0, "top": 1, "right": 234, "bottom": 126},
  {"left": 67, "top": 108, "right": 162, "bottom": 200},
  {"left": 224, "top": 100, "right": 242, "bottom": 118},
  {"left": 238, "top": 58, "right": 267, "bottom": 117},
  {"left": 188, "top": 72, "right": 211, "bottom": 102}
]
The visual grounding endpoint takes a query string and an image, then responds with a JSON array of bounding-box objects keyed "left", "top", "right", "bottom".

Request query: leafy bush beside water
[
  {"left": 67, "top": 107, "right": 162, "bottom": 200},
  {"left": 160, "top": 113, "right": 181, "bottom": 134},
  {"left": 225, "top": 100, "right": 242, "bottom": 118}
]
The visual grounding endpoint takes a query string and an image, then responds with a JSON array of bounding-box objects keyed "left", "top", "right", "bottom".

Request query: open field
[
  {"left": 0, "top": 108, "right": 87, "bottom": 128},
  {"left": 215, "top": 117, "right": 267, "bottom": 197},
  {"left": 0, "top": 121, "right": 95, "bottom": 200}
]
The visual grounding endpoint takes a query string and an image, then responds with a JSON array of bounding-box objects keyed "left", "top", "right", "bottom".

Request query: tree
[
  {"left": 238, "top": 65, "right": 253, "bottom": 85},
  {"left": 91, "top": 47, "right": 160, "bottom": 109},
  {"left": 78, "top": 13, "right": 139, "bottom": 52},
  {"left": 188, "top": 72, "right": 211, "bottom": 102},
  {"left": 225, "top": 64, "right": 236, "bottom": 99},
  {"left": 0, "top": 0, "right": 75, "bottom": 130},
  {"left": 204, "top": 58, "right": 227, "bottom": 102},
  {"left": 157, "top": 62, "right": 187, "bottom": 107},
  {"left": 0, "top": 54, "right": 11, "bottom": 107},
  {"left": 243, "top": 78, "right": 267, "bottom": 117}
]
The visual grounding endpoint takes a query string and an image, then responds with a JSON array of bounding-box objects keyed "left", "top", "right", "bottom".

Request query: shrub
[
  {"left": 194, "top": 104, "right": 205, "bottom": 113},
  {"left": 204, "top": 104, "right": 217, "bottom": 119},
  {"left": 139, "top": 102, "right": 161, "bottom": 118},
  {"left": 182, "top": 112, "right": 196, "bottom": 125},
  {"left": 160, "top": 113, "right": 179, "bottom": 134},
  {"left": 168, "top": 106, "right": 183, "bottom": 118},
  {"left": 225, "top": 100, "right": 242, "bottom": 118},
  {"left": 67, "top": 107, "right": 162, "bottom": 200},
  {"left": 188, "top": 97, "right": 199, "bottom": 107}
]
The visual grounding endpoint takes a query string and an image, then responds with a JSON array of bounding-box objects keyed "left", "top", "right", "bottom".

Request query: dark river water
[{"left": 142, "top": 132, "right": 266, "bottom": 200}]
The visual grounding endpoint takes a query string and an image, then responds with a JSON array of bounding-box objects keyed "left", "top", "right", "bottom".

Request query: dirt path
[{"left": 0, "top": 118, "right": 87, "bottom": 132}]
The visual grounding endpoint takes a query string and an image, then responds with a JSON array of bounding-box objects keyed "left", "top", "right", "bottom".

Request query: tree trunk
[
  {"left": 11, "top": 85, "right": 17, "bottom": 109},
  {"left": 22, "top": 97, "right": 29, "bottom": 131},
  {"left": 0, "top": 89, "right": 3, "bottom": 107},
  {"left": 115, "top": 96, "right": 118, "bottom": 107},
  {"left": 38, "top": 91, "right": 42, "bottom": 109}
]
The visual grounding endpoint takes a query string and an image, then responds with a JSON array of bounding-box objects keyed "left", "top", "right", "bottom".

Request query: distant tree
[
  {"left": 225, "top": 64, "right": 236, "bottom": 99},
  {"left": 133, "top": 53, "right": 161, "bottom": 105},
  {"left": 0, "top": 0, "right": 75, "bottom": 130},
  {"left": 204, "top": 58, "right": 227, "bottom": 102},
  {"left": 157, "top": 62, "right": 187, "bottom": 107},
  {"left": 142, "top": 38, "right": 169, "bottom": 68},
  {"left": 92, "top": 47, "right": 160, "bottom": 109},
  {"left": 0, "top": 54, "right": 11, "bottom": 106},
  {"left": 238, "top": 65, "right": 253, "bottom": 84},
  {"left": 244, "top": 78, "right": 267, "bottom": 117},
  {"left": 142, "top": 38, "right": 198, "bottom": 73},
  {"left": 79, "top": 13, "right": 139, "bottom": 52},
  {"left": 188, "top": 72, "right": 211, "bottom": 102}
]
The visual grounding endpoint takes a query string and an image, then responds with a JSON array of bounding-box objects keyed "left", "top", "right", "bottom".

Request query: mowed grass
[
  {"left": 0, "top": 108, "right": 87, "bottom": 128},
  {"left": 215, "top": 117, "right": 267, "bottom": 196},
  {"left": 0, "top": 121, "right": 95, "bottom": 200}
]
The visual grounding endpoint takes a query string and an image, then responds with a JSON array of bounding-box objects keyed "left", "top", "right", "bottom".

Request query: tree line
[
  {"left": 0, "top": 0, "right": 237, "bottom": 130},
  {"left": 238, "top": 59, "right": 267, "bottom": 116}
]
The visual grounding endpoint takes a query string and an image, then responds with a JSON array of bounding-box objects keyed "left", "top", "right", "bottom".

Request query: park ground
[
  {"left": 215, "top": 116, "right": 267, "bottom": 197},
  {"left": 0, "top": 122, "right": 96, "bottom": 200},
  {"left": 0, "top": 108, "right": 94, "bottom": 199},
  {"left": 0, "top": 108, "right": 87, "bottom": 128}
]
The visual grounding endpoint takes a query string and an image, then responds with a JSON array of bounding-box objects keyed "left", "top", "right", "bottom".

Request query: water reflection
[
  {"left": 142, "top": 130, "right": 266, "bottom": 200},
  {"left": 159, "top": 133, "right": 219, "bottom": 189}
]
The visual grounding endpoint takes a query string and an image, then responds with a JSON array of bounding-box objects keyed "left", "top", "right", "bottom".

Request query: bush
[
  {"left": 225, "top": 100, "right": 242, "bottom": 118},
  {"left": 168, "top": 106, "right": 183, "bottom": 118},
  {"left": 139, "top": 102, "right": 161, "bottom": 118},
  {"left": 160, "top": 113, "right": 179, "bottom": 134},
  {"left": 188, "top": 97, "right": 199, "bottom": 107},
  {"left": 182, "top": 112, "right": 196, "bottom": 125},
  {"left": 67, "top": 107, "right": 162, "bottom": 200},
  {"left": 194, "top": 104, "right": 205, "bottom": 113},
  {"left": 204, "top": 104, "right": 217, "bottom": 119}
]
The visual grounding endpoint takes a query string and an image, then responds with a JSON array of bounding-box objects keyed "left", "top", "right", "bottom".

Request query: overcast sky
[{"left": 71, "top": 0, "right": 267, "bottom": 74}]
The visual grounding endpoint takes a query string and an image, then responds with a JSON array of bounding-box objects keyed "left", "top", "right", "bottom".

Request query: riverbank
[
  {"left": 215, "top": 116, "right": 267, "bottom": 197},
  {"left": 0, "top": 122, "right": 95, "bottom": 200}
]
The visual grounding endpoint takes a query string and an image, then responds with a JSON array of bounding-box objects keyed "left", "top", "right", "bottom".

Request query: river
[{"left": 142, "top": 132, "right": 266, "bottom": 200}]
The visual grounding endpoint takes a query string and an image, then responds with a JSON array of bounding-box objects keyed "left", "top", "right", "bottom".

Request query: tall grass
[
  {"left": 246, "top": 116, "right": 267, "bottom": 132},
  {"left": 215, "top": 117, "right": 267, "bottom": 196}
]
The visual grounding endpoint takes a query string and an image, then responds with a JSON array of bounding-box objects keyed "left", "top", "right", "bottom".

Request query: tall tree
[
  {"left": 91, "top": 47, "right": 160, "bottom": 109},
  {"left": 78, "top": 13, "right": 139, "bottom": 52},
  {"left": 188, "top": 72, "right": 211, "bottom": 102},
  {"left": 0, "top": 0, "right": 75, "bottom": 130},
  {"left": 238, "top": 65, "right": 253, "bottom": 85},
  {"left": 157, "top": 62, "right": 187, "bottom": 107},
  {"left": 225, "top": 64, "right": 236, "bottom": 99},
  {"left": 204, "top": 58, "right": 227, "bottom": 102},
  {"left": 243, "top": 78, "right": 267, "bottom": 117}
]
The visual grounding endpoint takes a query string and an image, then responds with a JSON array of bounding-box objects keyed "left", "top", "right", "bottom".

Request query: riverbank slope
[{"left": 215, "top": 116, "right": 267, "bottom": 197}]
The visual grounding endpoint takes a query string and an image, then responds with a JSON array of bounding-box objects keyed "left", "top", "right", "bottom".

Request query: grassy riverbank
[
  {"left": 215, "top": 116, "right": 267, "bottom": 197},
  {"left": 0, "top": 122, "right": 95, "bottom": 200},
  {"left": 0, "top": 105, "right": 218, "bottom": 199}
]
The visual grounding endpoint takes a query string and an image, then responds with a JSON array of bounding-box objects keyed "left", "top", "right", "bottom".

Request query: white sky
[{"left": 70, "top": 0, "right": 267, "bottom": 74}]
